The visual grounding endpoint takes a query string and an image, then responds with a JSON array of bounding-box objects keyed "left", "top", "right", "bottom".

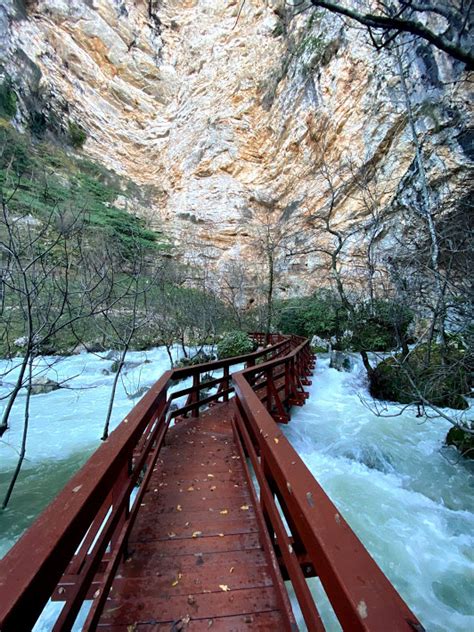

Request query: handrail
[
  {"left": 232, "top": 339, "right": 423, "bottom": 631},
  {"left": 0, "top": 333, "right": 294, "bottom": 631}
]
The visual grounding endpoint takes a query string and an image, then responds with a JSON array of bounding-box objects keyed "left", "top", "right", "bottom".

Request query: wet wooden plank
[
  {"left": 100, "top": 585, "right": 281, "bottom": 625},
  {"left": 128, "top": 534, "right": 263, "bottom": 557},
  {"left": 97, "top": 609, "right": 286, "bottom": 630},
  {"left": 120, "top": 548, "right": 269, "bottom": 579},
  {"left": 111, "top": 552, "right": 273, "bottom": 596},
  {"left": 96, "top": 403, "right": 293, "bottom": 629}
]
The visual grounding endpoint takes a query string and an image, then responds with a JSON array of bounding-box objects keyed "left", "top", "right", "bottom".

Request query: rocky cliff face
[{"left": 1, "top": 0, "right": 472, "bottom": 299}]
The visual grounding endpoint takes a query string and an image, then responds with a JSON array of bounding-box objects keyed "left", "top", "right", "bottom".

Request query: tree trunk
[{"left": 2, "top": 355, "right": 34, "bottom": 509}]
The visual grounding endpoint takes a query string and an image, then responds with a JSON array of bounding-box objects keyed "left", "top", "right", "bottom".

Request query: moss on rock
[{"left": 446, "top": 426, "right": 474, "bottom": 459}]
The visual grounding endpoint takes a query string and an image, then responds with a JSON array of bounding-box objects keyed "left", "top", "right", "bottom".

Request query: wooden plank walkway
[
  {"left": 97, "top": 402, "right": 295, "bottom": 630},
  {"left": 0, "top": 336, "right": 424, "bottom": 632}
]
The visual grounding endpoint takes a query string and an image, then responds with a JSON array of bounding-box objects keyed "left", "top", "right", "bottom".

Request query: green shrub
[
  {"left": 370, "top": 344, "right": 471, "bottom": 410},
  {"left": 0, "top": 79, "right": 17, "bottom": 119},
  {"left": 276, "top": 290, "right": 346, "bottom": 340},
  {"left": 68, "top": 121, "right": 87, "bottom": 148},
  {"left": 277, "top": 294, "right": 413, "bottom": 352},
  {"left": 350, "top": 300, "right": 413, "bottom": 351},
  {"left": 217, "top": 331, "right": 254, "bottom": 359}
]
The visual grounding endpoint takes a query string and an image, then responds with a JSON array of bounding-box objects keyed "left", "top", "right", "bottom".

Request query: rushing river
[{"left": 0, "top": 349, "right": 472, "bottom": 631}]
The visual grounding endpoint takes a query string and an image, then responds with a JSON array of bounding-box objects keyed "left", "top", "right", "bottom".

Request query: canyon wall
[{"left": 1, "top": 0, "right": 472, "bottom": 299}]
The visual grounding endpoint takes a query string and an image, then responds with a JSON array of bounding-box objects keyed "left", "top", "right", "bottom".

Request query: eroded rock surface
[{"left": 1, "top": 0, "right": 472, "bottom": 296}]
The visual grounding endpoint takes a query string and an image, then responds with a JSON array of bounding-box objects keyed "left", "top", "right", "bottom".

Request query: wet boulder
[
  {"left": 330, "top": 351, "right": 354, "bottom": 372},
  {"left": 446, "top": 425, "right": 474, "bottom": 459},
  {"left": 127, "top": 385, "right": 149, "bottom": 400},
  {"left": 31, "top": 377, "right": 61, "bottom": 395},
  {"left": 311, "top": 335, "right": 331, "bottom": 352}
]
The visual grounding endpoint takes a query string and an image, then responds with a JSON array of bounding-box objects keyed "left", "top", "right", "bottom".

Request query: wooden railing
[
  {"left": 233, "top": 338, "right": 423, "bottom": 631},
  {"left": 0, "top": 333, "right": 423, "bottom": 631}
]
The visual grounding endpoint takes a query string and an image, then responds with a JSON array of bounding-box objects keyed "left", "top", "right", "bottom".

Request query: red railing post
[
  {"left": 192, "top": 373, "right": 200, "bottom": 418},
  {"left": 111, "top": 456, "right": 131, "bottom": 555},
  {"left": 223, "top": 365, "right": 229, "bottom": 402},
  {"left": 265, "top": 367, "right": 272, "bottom": 414},
  {"left": 261, "top": 456, "right": 275, "bottom": 543}
]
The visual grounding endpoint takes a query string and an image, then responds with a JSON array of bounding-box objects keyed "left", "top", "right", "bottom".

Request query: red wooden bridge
[{"left": 0, "top": 334, "right": 423, "bottom": 631}]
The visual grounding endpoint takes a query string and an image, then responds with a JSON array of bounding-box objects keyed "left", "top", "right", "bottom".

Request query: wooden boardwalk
[
  {"left": 97, "top": 402, "right": 295, "bottom": 630},
  {"left": 0, "top": 334, "right": 424, "bottom": 632}
]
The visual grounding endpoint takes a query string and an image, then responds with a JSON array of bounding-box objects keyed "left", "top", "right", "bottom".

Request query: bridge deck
[{"left": 97, "top": 402, "right": 295, "bottom": 630}]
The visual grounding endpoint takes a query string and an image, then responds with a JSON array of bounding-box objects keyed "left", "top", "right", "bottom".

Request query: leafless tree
[
  {"left": 309, "top": 0, "right": 474, "bottom": 68},
  {"left": 249, "top": 200, "right": 293, "bottom": 338},
  {"left": 0, "top": 191, "right": 112, "bottom": 507}
]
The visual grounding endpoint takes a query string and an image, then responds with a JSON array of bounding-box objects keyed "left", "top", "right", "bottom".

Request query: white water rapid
[{"left": 285, "top": 355, "right": 473, "bottom": 631}]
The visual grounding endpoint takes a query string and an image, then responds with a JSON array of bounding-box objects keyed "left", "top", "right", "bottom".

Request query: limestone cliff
[{"left": 1, "top": 0, "right": 472, "bottom": 298}]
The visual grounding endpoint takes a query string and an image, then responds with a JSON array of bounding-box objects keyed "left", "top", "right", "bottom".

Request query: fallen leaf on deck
[
  {"left": 220, "top": 509, "right": 228, "bottom": 515},
  {"left": 229, "top": 567, "right": 235, "bottom": 573},
  {"left": 177, "top": 504, "right": 182, "bottom": 511},
  {"left": 192, "top": 531, "right": 202, "bottom": 538},
  {"left": 171, "top": 572, "right": 183, "bottom": 587},
  {"left": 219, "top": 584, "right": 230, "bottom": 592},
  {"left": 240, "top": 504, "right": 249, "bottom": 511},
  {"left": 274, "top": 437, "right": 279, "bottom": 444}
]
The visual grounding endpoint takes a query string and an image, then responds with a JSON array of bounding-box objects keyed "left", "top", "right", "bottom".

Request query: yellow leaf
[
  {"left": 171, "top": 573, "right": 181, "bottom": 587},
  {"left": 168, "top": 531, "right": 176, "bottom": 538},
  {"left": 208, "top": 474, "right": 215, "bottom": 478},
  {"left": 177, "top": 504, "right": 182, "bottom": 511},
  {"left": 192, "top": 530, "right": 202, "bottom": 538},
  {"left": 240, "top": 504, "right": 249, "bottom": 511},
  {"left": 220, "top": 509, "right": 228, "bottom": 515},
  {"left": 187, "top": 486, "right": 194, "bottom": 491},
  {"left": 274, "top": 437, "right": 279, "bottom": 444},
  {"left": 219, "top": 584, "right": 230, "bottom": 592}
]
